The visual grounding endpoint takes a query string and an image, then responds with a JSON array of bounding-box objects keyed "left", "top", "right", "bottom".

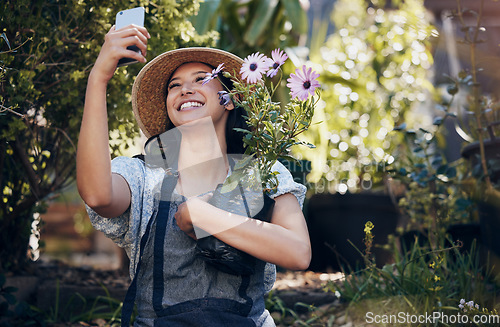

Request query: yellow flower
[
  {"left": 429, "top": 261, "right": 435, "bottom": 269},
  {"left": 364, "top": 221, "right": 374, "bottom": 234},
  {"left": 438, "top": 255, "right": 444, "bottom": 264},
  {"left": 434, "top": 275, "right": 440, "bottom": 282}
]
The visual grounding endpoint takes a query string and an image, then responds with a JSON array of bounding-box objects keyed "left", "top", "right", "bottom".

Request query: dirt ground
[{"left": 6, "top": 260, "right": 354, "bottom": 326}]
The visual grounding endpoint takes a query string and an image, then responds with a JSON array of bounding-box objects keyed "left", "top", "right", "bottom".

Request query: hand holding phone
[{"left": 115, "top": 7, "right": 145, "bottom": 67}]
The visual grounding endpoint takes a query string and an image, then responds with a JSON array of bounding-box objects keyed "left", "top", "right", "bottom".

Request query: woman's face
[{"left": 166, "top": 62, "right": 230, "bottom": 129}]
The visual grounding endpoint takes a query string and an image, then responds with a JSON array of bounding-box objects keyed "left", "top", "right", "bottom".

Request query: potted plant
[{"left": 292, "top": 0, "right": 435, "bottom": 272}]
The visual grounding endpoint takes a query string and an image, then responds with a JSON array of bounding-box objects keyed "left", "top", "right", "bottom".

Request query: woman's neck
[{"left": 175, "top": 117, "right": 229, "bottom": 197}]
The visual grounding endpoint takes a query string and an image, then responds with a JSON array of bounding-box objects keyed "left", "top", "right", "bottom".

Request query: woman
[{"left": 77, "top": 24, "right": 311, "bottom": 327}]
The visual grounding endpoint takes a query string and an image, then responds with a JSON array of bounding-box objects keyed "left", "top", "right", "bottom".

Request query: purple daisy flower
[
  {"left": 286, "top": 65, "right": 321, "bottom": 100},
  {"left": 218, "top": 91, "right": 231, "bottom": 106},
  {"left": 202, "top": 63, "right": 224, "bottom": 86},
  {"left": 240, "top": 52, "right": 269, "bottom": 84},
  {"left": 266, "top": 49, "right": 288, "bottom": 78}
]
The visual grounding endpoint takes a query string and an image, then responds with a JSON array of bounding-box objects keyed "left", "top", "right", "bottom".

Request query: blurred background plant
[
  {"left": 189, "top": 0, "right": 308, "bottom": 59},
  {"left": 0, "top": 0, "right": 216, "bottom": 273},
  {"left": 447, "top": 0, "right": 500, "bottom": 204},
  {"left": 445, "top": 0, "right": 500, "bottom": 274},
  {"left": 387, "top": 110, "right": 475, "bottom": 247},
  {"left": 294, "top": 0, "right": 436, "bottom": 194}
]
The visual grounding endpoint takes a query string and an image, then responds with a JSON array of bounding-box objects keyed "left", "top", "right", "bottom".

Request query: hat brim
[{"left": 132, "top": 48, "right": 244, "bottom": 138}]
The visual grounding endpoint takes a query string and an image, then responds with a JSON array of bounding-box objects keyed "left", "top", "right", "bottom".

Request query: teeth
[{"left": 179, "top": 102, "right": 203, "bottom": 111}]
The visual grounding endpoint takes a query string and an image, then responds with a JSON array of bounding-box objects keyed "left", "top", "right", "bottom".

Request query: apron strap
[
  {"left": 121, "top": 173, "right": 178, "bottom": 327},
  {"left": 121, "top": 207, "right": 155, "bottom": 327},
  {"left": 153, "top": 175, "right": 178, "bottom": 312},
  {"left": 152, "top": 206, "right": 169, "bottom": 312}
]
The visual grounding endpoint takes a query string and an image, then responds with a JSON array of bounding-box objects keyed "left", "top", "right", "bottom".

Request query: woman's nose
[{"left": 181, "top": 83, "right": 194, "bottom": 95}]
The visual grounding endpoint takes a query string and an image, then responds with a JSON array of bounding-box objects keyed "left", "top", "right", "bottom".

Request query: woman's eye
[
  {"left": 168, "top": 83, "right": 180, "bottom": 90},
  {"left": 196, "top": 76, "right": 205, "bottom": 83}
]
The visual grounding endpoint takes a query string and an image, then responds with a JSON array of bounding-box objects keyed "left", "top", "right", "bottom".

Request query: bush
[{"left": 0, "top": 0, "right": 216, "bottom": 272}]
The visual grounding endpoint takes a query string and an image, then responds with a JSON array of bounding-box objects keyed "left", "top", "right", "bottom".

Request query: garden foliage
[
  {"left": 295, "top": 0, "right": 435, "bottom": 193},
  {"left": 190, "top": 0, "right": 307, "bottom": 58},
  {"left": 0, "top": 0, "right": 215, "bottom": 272}
]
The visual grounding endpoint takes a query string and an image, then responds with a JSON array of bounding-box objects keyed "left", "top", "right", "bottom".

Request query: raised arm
[{"left": 77, "top": 25, "right": 150, "bottom": 218}]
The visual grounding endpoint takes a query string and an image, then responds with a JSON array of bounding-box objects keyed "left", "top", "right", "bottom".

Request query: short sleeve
[
  {"left": 85, "top": 156, "right": 146, "bottom": 248},
  {"left": 268, "top": 160, "right": 307, "bottom": 208}
]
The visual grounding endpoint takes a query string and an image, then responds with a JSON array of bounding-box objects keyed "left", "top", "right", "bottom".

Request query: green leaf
[
  {"left": 446, "top": 83, "right": 458, "bottom": 95},
  {"left": 221, "top": 178, "right": 239, "bottom": 193},
  {"left": 433, "top": 117, "right": 443, "bottom": 126},
  {"left": 1, "top": 33, "right": 12, "bottom": 50},
  {"left": 262, "top": 133, "right": 273, "bottom": 141},
  {"left": 2, "top": 292, "right": 16, "bottom": 305},
  {"left": 279, "top": 154, "right": 299, "bottom": 163},
  {"left": 189, "top": 0, "right": 221, "bottom": 34},
  {"left": 455, "top": 198, "right": 471, "bottom": 208},
  {"left": 233, "top": 127, "right": 252, "bottom": 134},
  {"left": 431, "top": 155, "right": 442, "bottom": 165},
  {"left": 446, "top": 167, "right": 457, "bottom": 178},
  {"left": 394, "top": 122, "right": 406, "bottom": 131},
  {"left": 436, "top": 165, "right": 448, "bottom": 175},
  {"left": 281, "top": 0, "right": 308, "bottom": 34},
  {"left": 435, "top": 104, "right": 447, "bottom": 112},
  {"left": 268, "top": 110, "right": 278, "bottom": 121},
  {"left": 243, "top": 0, "right": 279, "bottom": 46},
  {"left": 233, "top": 154, "right": 255, "bottom": 170}
]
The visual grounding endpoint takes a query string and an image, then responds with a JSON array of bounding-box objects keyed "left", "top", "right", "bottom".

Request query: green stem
[
  {"left": 456, "top": 0, "right": 494, "bottom": 196},
  {"left": 469, "top": 0, "right": 494, "bottom": 194}
]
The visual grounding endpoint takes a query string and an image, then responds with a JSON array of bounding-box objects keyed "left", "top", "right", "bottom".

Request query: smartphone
[{"left": 115, "top": 7, "right": 145, "bottom": 67}]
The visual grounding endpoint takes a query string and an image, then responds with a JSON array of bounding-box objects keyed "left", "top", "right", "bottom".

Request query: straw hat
[{"left": 131, "top": 47, "right": 244, "bottom": 138}]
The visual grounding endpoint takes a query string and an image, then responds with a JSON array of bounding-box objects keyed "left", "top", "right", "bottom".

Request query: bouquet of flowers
[
  {"left": 202, "top": 49, "right": 321, "bottom": 195},
  {"left": 195, "top": 49, "right": 321, "bottom": 276}
]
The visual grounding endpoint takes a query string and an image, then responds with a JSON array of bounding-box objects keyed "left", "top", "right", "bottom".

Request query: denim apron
[{"left": 121, "top": 174, "right": 257, "bottom": 327}]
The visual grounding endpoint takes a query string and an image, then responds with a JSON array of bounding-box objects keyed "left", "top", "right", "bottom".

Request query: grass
[
  {"left": 27, "top": 281, "right": 132, "bottom": 327},
  {"left": 324, "top": 229, "right": 500, "bottom": 326}
]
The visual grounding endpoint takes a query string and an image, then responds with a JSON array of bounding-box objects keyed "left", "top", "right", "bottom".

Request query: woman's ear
[{"left": 224, "top": 100, "right": 235, "bottom": 111}]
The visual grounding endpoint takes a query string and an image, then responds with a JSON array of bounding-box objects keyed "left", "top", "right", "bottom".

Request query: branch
[
  {"left": 11, "top": 139, "right": 42, "bottom": 199},
  {"left": 0, "top": 103, "right": 25, "bottom": 118},
  {"left": 4, "top": 193, "right": 43, "bottom": 226},
  {"left": 0, "top": 36, "right": 32, "bottom": 55},
  {"left": 51, "top": 126, "right": 76, "bottom": 152}
]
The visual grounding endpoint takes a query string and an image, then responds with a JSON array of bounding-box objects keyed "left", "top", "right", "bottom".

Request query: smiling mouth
[{"left": 178, "top": 101, "right": 204, "bottom": 111}]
